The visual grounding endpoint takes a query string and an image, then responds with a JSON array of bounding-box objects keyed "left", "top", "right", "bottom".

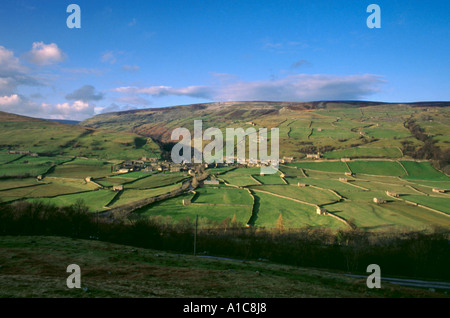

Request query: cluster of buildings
[
  {"left": 7, "top": 150, "right": 38, "bottom": 156},
  {"left": 113, "top": 157, "right": 235, "bottom": 174}
]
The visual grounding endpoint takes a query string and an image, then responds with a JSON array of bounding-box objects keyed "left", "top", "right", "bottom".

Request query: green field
[
  {"left": 251, "top": 191, "right": 346, "bottom": 229},
  {"left": 323, "top": 147, "right": 403, "bottom": 159},
  {"left": 138, "top": 190, "right": 253, "bottom": 225},
  {"left": 28, "top": 189, "right": 117, "bottom": 212},
  {"left": 48, "top": 159, "right": 113, "bottom": 179},
  {"left": 108, "top": 183, "right": 182, "bottom": 208},
  {"left": 287, "top": 161, "right": 350, "bottom": 173},
  {"left": 1, "top": 104, "right": 449, "bottom": 232},
  {"left": 400, "top": 161, "right": 450, "bottom": 181},
  {"left": 0, "top": 162, "right": 53, "bottom": 177},
  {"left": 125, "top": 172, "right": 188, "bottom": 189},
  {"left": 0, "top": 153, "right": 23, "bottom": 164},
  {"left": 1, "top": 157, "right": 448, "bottom": 231},
  {"left": 347, "top": 160, "right": 406, "bottom": 176},
  {"left": 401, "top": 194, "right": 450, "bottom": 214}
]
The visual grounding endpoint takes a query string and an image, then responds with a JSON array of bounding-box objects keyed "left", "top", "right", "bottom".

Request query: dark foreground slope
[{"left": 0, "top": 235, "right": 443, "bottom": 298}]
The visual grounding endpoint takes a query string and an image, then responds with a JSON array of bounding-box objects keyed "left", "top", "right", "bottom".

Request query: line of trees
[
  {"left": 403, "top": 118, "right": 450, "bottom": 174},
  {"left": 0, "top": 200, "right": 449, "bottom": 281}
]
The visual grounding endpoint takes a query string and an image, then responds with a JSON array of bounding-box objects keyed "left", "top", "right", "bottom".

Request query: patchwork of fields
[
  {"left": 0, "top": 152, "right": 449, "bottom": 232},
  {"left": 0, "top": 154, "right": 189, "bottom": 212}
]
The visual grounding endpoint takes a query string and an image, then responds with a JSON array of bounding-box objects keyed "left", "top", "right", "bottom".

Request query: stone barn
[
  {"left": 113, "top": 185, "right": 124, "bottom": 191},
  {"left": 316, "top": 207, "right": 328, "bottom": 215},
  {"left": 373, "top": 197, "right": 386, "bottom": 204}
]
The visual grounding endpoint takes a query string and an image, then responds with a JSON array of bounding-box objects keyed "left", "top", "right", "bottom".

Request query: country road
[{"left": 345, "top": 274, "right": 450, "bottom": 291}]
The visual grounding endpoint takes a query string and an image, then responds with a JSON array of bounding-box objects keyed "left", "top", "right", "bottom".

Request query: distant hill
[
  {"left": 44, "top": 119, "right": 80, "bottom": 125},
  {"left": 79, "top": 101, "right": 450, "bottom": 159},
  {"left": 0, "top": 111, "right": 161, "bottom": 160}
]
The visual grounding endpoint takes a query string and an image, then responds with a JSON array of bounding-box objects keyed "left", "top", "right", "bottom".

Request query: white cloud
[
  {"left": 0, "top": 46, "right": 27, "bottom": 75},
  {"left": 40, "top": 100, "right": 96, "bottom": 120},
  {"left": 0, "top": 46, "right": 43, "bottom": 95},
  {"left": 112, "top": 74, "right": 385, "bottom": 102},
  {"left": 0, "top": 93, "right": 95, "bottom": 120},
  {"left": 25, "top": 42, "right": 66, "bottom": 65},
  {"left": 0, "top": 94, "right": 21, "bottom": 107}
]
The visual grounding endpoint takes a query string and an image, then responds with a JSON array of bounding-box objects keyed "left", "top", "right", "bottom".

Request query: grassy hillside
[
  {"left": 0, "top": 111, "right": 161, "bottom": 160},
  {"left": 79, "top": 101, "right": 450, "bottom": 161},
  {"left": 0, "top": 235, "right": 443, "bottom": 298}
]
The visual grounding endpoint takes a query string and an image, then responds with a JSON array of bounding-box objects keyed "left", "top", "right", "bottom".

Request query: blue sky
[{"left": 0, "top": 0, "right": 448, "bottom": 120}]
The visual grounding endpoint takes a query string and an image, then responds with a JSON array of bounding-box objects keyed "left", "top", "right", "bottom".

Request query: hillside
[
  {"left": 0, "top": 235, "right": 443, "bottom": 298},
  {"left": 79, "top": 101, "right": 450, "bottom": 161},
  {"left": 0, "top": 111, "right": 161, "bottom": 160}
]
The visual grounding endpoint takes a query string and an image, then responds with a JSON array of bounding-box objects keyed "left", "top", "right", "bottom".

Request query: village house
[
  {"left": 432, "top": 188, "right": 445, "bottom": 193},
  {"left": 339, "top": 177, "right": 348, "bottom": 182},
  {"left": 141, "top": 167, "right": 153, "bottom": 173},
  {"left": 306, "top": 153, "right": 322, "bottom": 159},
  {"left": 345, "top": 172, "right": 353, "bottom": 176},
  {"left": 182, "top": 199, "right": 191, "bottom": 206},
  {"left": 85, "top": 176, "right": 92, "bottom": 182},
  {"left": 297, "top": 183, "right": 307, "bottom": 187}
]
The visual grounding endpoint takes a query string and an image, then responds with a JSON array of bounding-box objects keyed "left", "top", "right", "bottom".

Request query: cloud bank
[{"left": 113, "top": 74, "right": 385, "bottom": 102}]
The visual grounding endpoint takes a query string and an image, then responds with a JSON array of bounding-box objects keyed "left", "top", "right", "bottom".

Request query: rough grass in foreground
[{"left": 0, "top": 235, "right": 443, "bottom": 298}]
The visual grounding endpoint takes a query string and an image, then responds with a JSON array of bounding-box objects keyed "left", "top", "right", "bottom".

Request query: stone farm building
[
  {"left": 306, "top": 153, "right": 322, "bottom": 159},
  {"left": 386, "top": 191, "right": 399, "bottom": 198},
  {"left": 113, "top": 185, "right": 124, "bottom": 191},
  {"left": 373, "top": 197, "right": 386, "bottom": 204},
  {"left": 316, "top": 207, "right": 328, "bottom": 215}
]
